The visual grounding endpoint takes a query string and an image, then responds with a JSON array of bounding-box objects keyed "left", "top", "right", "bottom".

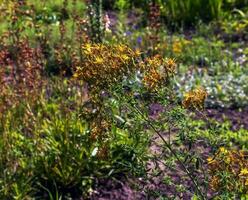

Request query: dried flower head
[
  {"left": 208, "top": 148, "right": 248, "bottom": 193},
  {"left": 0, "top": 40, "right": 44, "bottom": 111},
  {"left": 182, "top": 87, "right": 207, "bottom": 109},
  {"left": 142, "top": 56, "right": 176, "bottom": 90},
  {"left": 209, "top": 175, "right": 220, "bottom": 191},
  {"left": 90, "top": 118, "right": 111, "bottom": 141},
  {"left": 97, "top": 144, "right": 109, "bottom": 160}
]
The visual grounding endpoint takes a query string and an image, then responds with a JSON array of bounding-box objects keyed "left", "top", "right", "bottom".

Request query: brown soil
[
  {"left": 205, "top": 107, "right": 248, "bottom": 131},
  {"left": 90, "top": 107, "right": 247, "bottom": 199}
]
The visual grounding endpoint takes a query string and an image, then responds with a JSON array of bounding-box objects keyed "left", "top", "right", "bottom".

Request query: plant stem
[{"left": 130, "top": 103, "right": 207, "bottom": 200}]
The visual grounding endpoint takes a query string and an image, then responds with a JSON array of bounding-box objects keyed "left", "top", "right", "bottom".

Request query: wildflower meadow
[{"left": 0, "top": 0, "right": 248, "bottom": 199}]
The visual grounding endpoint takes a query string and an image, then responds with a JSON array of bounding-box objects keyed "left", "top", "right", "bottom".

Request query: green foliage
[
  {"left": 0, "top": 80, "right": 149, "bottom": 199},
  {"left": 164, "top": 0, "right": 224, "bottom": 27},
  {"left": 109, "top": 0, "right": 248, "bottom": 27},
  {"left": 114, "top": 0, "right": 131, "bottom": 11},
  {"left": 87, "top": 0, "right": 104, "bottom": 42},
  {"left": 188, "top": 118, "right": 248, "bottom": 149}
]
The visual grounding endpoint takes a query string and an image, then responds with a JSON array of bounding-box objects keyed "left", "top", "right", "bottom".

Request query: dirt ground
[{"left": 90, "top": 107, "right": 248, "bottom": 200}]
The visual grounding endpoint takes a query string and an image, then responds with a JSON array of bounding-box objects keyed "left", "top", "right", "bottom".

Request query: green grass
[{"left": 0, "top": 79, "right": 150, "bottom": 199}]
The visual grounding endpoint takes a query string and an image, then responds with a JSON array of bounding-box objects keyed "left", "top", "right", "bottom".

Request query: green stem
[{"left": 129, "top": 102, "right": 207, "bottom": 200}]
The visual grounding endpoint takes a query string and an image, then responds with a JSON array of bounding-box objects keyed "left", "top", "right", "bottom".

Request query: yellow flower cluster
[
  {"left": 74, "top": 43, "right": 140, "bottom": 95},
  {"left": 172, "top": 41, "right": 182, "bottom": 54},
  {"left": 172, "top": 39, "right": 191, "bottom": 55},
  {"left": 142, "top": 56, "right": 176, "bottom": 90},
  {"left": 182, "top": 87, "right": 207, "bottom": 109},
  {"left": 207, "top": 147, "right": 248, "bottom": 193}
]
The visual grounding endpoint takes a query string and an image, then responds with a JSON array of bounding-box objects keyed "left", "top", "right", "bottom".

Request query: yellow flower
[
  {"left": 207, "top": 149, "right": 248, "bottom": 194},
  {"left": 142, "top": 56, "right": 176, "bottom": 90},
  {"left": 207, "top": 157, "right": 214, "bottom": 164},
  {"left": 73, "top": 43, "right": 140, "bottom": 99},
  {"left": 240, "top": 168, "right": 248, "bottom": 176},
  {"left": 83, "top": 43, "right": 92, "bottom": 55},
  {"left": 226, "top": 156, "right": 231, "bottom": 164},
  {"left": 120, "top": 54, "right": 130, "bottom": 61},
  {"left": 117, "top": 44, "right": 127, "bottom": 52},
  {"left": 134, "top": 49, "right": 141, "bottom": 57},
  {"left": 165, "top": 58, "right": 176, "bottom": 74},
  {"left": 245, "top": 179, "right": 248, "bottom": 186},
  {"left": 172, "top": 41, "right": 182, "bottom": 54},
  {"left": 182, "top": 87, "right": 207, "bottom": 109},
  {"left": 94, "top": 56, "right": 104, "bottom": 64},
  {"left": 219, "top": 147, "right": 228, "bottom": 154},
  {"left": 143, "top": 69, "right": 162, "bottom": 90}
]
